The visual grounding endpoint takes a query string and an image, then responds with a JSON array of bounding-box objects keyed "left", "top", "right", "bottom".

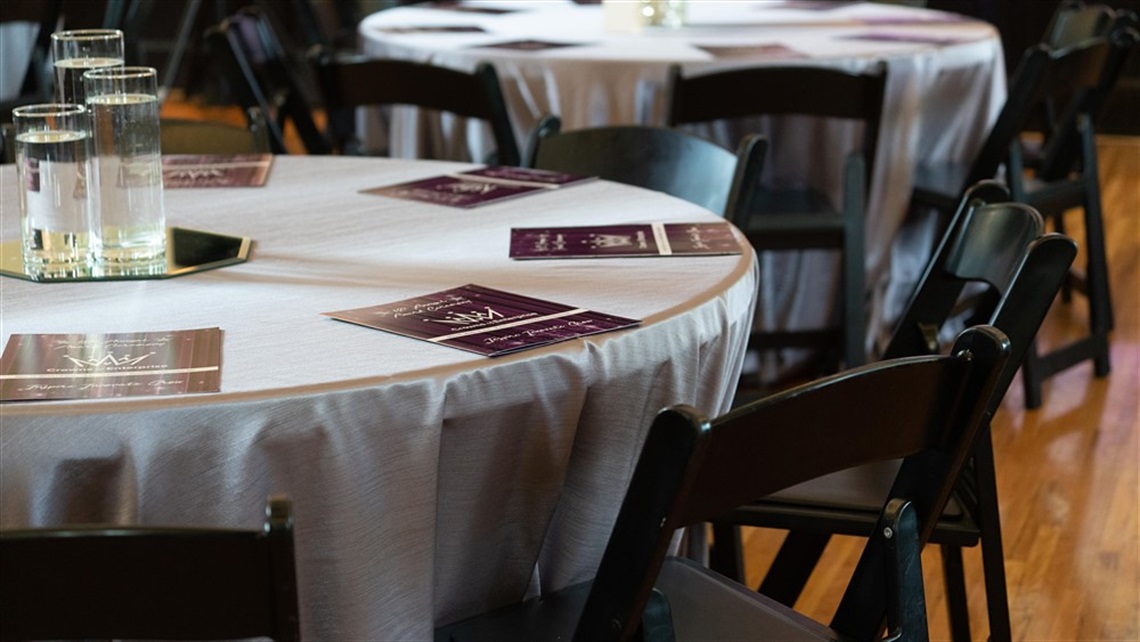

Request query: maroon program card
[
  {"left": 510, "top": 222, "right": 743, "bottom": 259},
  {"left": 0, "top": 328, "right": 222, "bottom": 401},
  {"left": 372, "top": 24, "right": 487, "bottom": 34},
  {"left": 840, "top": 31, "right": 970, "bottom": 45},
  {"left": 362, "top": 166, "right": 593, "bottom": 208},
  {"left": 163, "top": 154, "right": 274, "bottom": 188},
  {"left": 424, "top": 1, "right": 519, "bottom": 15},
  {"left": 323, "top": 284, "right": 639, "bottom": 357},
  {"left": 363, "top": 175, "right": 545, "bottom": 208},
  {"left": 694, "top": 43, "right": 806, "bottom": 59},
  {"left": 473, "top": 39, "right": 582, "bottom": 52}
]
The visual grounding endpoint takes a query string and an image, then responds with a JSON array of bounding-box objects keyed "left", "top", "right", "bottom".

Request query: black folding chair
[{"left": 436, "top": 325, "right": 1012, "bottom": 642}]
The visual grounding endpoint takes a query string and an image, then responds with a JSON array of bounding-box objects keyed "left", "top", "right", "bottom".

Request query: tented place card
[
  {"left": 362, "top": 166, "right": 593, "bottom": 208},
  {"left": 0, "top": 328, "right": 222, "bottom": 401},
  {"left": 323, "top": 284, "right": 639, "bottom": 356},
  {"left": 510, "top": 222, "right": 743, "bottom": 259},
  {"left": 163, "top": 154, "right": 274, "bottom": 188}
]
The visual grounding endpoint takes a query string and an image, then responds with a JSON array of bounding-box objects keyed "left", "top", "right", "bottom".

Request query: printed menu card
[
  {"left": 0, "top": 328, "right": 223, "bottom": 401},
  {"left": 163, "top": 154, "right": 274, "bottom": 188},
  {"left": 362, "top": 166, "right": 594, "bottom": 208},
  {"left": 511, "top": 222, "right": 743, "bottom": 259},
  {"left": 323, "top": 284, "right": 639, "bottom": 357}
]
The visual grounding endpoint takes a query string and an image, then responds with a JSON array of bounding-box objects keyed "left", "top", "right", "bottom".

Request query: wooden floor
[{"left": 738, "top": 136, "right": 1140, "bottom": 641}]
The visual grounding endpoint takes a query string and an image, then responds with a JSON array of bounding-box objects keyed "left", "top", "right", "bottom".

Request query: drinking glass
[
  {"left": 51, "top": 29, "right": 125, "bottom": 106},
  {"left": 12, "top": 104, "right": 99, "bottom": 277},
  {"left": 83, "top": 66, "right": 166, "bottom": 267}
]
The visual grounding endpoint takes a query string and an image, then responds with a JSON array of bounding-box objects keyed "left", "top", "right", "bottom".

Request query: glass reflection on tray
[{"left": 0, "top": 227, "right": 252, "bottom": 282}]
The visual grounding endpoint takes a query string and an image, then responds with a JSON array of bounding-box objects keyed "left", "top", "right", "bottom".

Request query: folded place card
[
  {"left": 510, "top": 222, "right": 743, "bottom": 259},
  {"left": 0, "top": 327, "right": 222, "bottom": 401},
  {"left": 323, "top": 284, "right": 639, "bottom": 357},
  {"left": 362, "top": 166, "right": 594, "bottom": 208},
  {"left": 163, "top": 154, "right": 274, "bottom": 188}
]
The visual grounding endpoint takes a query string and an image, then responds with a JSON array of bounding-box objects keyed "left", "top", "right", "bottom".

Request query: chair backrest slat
[{"left": 0, "top": 496, "right": 300, "bottom": 642}]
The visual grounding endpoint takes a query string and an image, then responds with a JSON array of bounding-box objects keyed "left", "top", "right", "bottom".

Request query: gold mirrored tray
[{"left": 0, "top": 227, "right": 252, "bottom": 282}]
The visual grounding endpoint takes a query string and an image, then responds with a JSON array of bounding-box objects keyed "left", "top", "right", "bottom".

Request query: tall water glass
[
  {"left": 84, "top": 66, "right": 166, "bottom": 267},
  {"left": 51, "top": 29, "right": 125, "bottom": 106},
  {"left": 12, "top": 104, "right": 99, "bottom": 277}
]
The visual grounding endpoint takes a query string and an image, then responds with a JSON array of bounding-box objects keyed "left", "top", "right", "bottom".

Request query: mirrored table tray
[{"left": 0, "top": 228, "right": 252, "bottom": 282}]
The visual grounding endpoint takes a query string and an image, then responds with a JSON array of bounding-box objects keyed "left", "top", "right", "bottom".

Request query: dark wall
[{"left": 928, "top": 0, "right": 1139, "bottom": 135}]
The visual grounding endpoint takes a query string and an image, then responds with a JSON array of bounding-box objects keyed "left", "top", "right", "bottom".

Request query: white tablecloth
[
  {"left": 0, "top": 156, "right": 757, "bottom": 640},
  {"left": 359, "top": 0, "right": 1007, "bottom": 360}
]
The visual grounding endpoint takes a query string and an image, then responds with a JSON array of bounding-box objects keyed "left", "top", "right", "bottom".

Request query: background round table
[
  {"left": 0, "top": 155, "right": 757, "bottom": 640},
  {"left": 359, "top": 0, "right": 1008, "bottom": 365}
]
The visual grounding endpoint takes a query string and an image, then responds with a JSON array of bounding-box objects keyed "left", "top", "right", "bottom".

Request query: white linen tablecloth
[
  {"left": 359, "top": 0, "right": 1007, "bottom": 364},
  {"left": 0, "top": 155, "right": 757, "bottom": 640}
]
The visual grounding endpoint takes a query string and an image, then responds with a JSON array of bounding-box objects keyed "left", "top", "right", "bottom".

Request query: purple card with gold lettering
[
  {"left": 163, "top": 154, "right": 273, "bottom": 188},
  {"left": 362, "top": 166, "right": 593, "bottom": 208},
  {"left": 510, "top": 222, "right": 743, "bottom": 259},
  {"left": 0, "top": 328, "right": 222, "bottom": 401},
  {"left": 694, "top": 43, "right": 806, "bottom": 59},
  {"left": 323, "top": 284, "right": 639, "bottom": 356},
  {"left": 363, "top": 175, "right": 544, "bottom": 208}
]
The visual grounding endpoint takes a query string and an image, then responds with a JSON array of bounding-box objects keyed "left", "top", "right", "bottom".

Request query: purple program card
[
  {"left": 362, "top": 175, "right": 545, "bottom": 208},
  {"left": 163, "top": 154, "right": 274, "bottom": 188},
  {"left": 474, "top": 39, "right": 581, "bottom": 51},
  {"left": 0, "top": 328, "right": 223, "bottom": 401},
  {"left": 459, "top": 166, "right": 595, "bottom": 188},
  {"left": 694, "top": 43, "right": 806, "bottom": 59},
  {"left": 510, "top": 222, "right": 743, "bottom": 259},
  {"left": 424, "top": 1, "right": 519, "bottom": 14},
  {"left": 323, "top": 284, "right": 640, "bottom": 357},
  {"left": 373, "top": 24, "right": 487, "bottom": 34},
  {"left": 841, "top": 31, "right": 968, "bottom": 45}
]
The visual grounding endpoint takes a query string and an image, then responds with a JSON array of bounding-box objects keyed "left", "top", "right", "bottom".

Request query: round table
[
  {"left": 0, "top": 155, "right": 757, "bottom": 640},
  {"left": 359, "top": 0, "right": 1007, "bottom": 364}
]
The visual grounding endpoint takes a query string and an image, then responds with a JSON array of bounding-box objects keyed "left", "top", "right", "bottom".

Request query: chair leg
[
  {"left": 709, "top": 522, "right": 745, "bottom": 582},
  {"left": 757, "top": 531, "right": 831, "bottom": 607},
  {"left": 1081, "top": 177, "right": 1112, "bottom": 377},
  {"left": 973, "top": 429, "right": 1013, "bottom": 642},
  {"left": 1021, "top": 340, "right": 1045, "bottom": 410},
  {"left": 941, "top": 544, "right": 973, "bottom": 642}
]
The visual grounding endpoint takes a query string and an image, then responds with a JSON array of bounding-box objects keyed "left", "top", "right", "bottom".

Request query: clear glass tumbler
[
  {"left": 12, "top": 103, "right": 99, "bottom": 278},
  {"left": 83, "top": 66, "right": 166, "bottom": 268},
  {"left": 51, "top": 29, "right": 125, "bottom": 106}
]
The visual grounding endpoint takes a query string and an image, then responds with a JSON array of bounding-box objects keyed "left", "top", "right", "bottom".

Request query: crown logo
[
  {"left": 588, "top": 234, "right": 635, "bottom": 249},
  {"left": 168, "top": 168, "right": 225, "bottom": 181},
  {"left": 61, "top": 351, "right": 156, "bottom": 368},
  {"left": 426, "top": 306, "right": 504, "bottom": 326},
  {"left": 444, "top": 182, "right": 497, "bottom": 195}
]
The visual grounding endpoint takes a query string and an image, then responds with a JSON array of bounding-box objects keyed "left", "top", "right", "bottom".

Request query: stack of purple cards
[
  {"left": 0, "top": 328, "right": 223, "bottom": 401},
  {"left": 323, "top": 284, "right": 638, "bottom": 356},
  {"left": 363, "top": 166, "right": 594, "bottom": 208},
  {"left": 510, "top": 222, "right": 743, "bottom": 259}
]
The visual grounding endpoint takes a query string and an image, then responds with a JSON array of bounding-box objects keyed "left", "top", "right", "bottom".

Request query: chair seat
[
  {"left": 659, "top": 557, "right": 841, "bottom": 641},
  {"left": 746, "top": 188, "right": 846, "bottom": 249},
  {"left": 912, "top": 163, "right": 972, "bottom": 211},
  {"left": 436, "top": 582, "right": 590, "bottom": 642}
]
